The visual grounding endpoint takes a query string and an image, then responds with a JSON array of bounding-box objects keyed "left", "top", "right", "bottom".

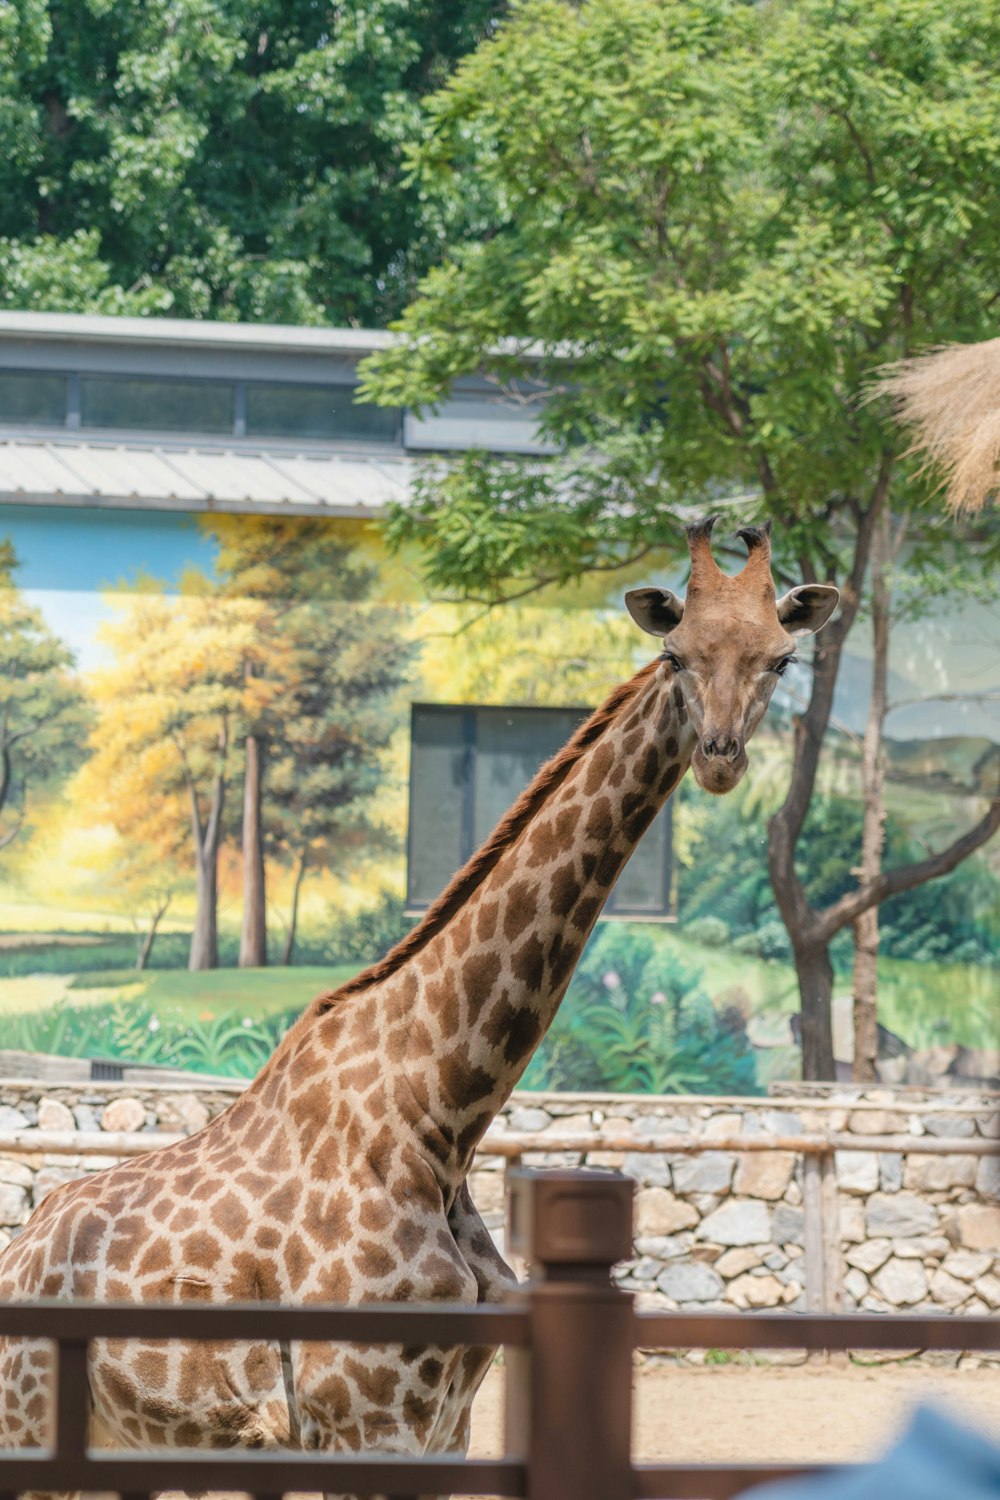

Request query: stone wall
[{"left": 0, "top": 1077, "right": 997, "bottom": 1316}]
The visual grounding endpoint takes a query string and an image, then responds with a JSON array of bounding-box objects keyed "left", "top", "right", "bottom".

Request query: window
[
  {"left": 407, "top": 704, "right": 674, "bottom": 917},
  {"left": 245, "top": 382, "right": 399, "bottom": 443},
  {"left": 80, "top": 376, "right": 235, "bottom": 434},
  {"left": 0, "top": 371, "right": 67, "bottom": 427}
]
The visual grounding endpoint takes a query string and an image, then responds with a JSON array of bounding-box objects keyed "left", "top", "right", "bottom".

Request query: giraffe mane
[{"left": 309, "top": 658, "right": 662, "bottom": 1015}]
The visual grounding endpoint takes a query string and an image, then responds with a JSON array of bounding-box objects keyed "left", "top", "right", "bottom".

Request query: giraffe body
[{"left": 0, "top": 518, "right": 838, "bottom": 1473}]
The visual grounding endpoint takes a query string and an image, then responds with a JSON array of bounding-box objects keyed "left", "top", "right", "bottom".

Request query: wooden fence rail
[{"left": 0, "top": 1168, "right": 998, "bottom": 1500}]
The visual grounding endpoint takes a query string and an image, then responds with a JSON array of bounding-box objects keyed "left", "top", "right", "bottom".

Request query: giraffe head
[{"left": 625, "top": 516, "right": 839, "bottom": 795}]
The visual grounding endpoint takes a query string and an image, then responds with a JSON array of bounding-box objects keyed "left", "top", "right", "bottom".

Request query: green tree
[
  {"left": 205, "top": 517, "right": 412, "bottom": 965},
  {"left": 0, "top": 0, "right": 504, "bottom": 323},
  {"left": 363, "top": 0, "right": 1000, "bottom": 1078},
  {"left": 0, "top": 541, "right": 89, "bottom": 849}
]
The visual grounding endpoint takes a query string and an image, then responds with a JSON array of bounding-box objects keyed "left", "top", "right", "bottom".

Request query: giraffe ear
[
  {"left": 776, "top": 584, "right": 840, "bottom": 636},
  {"left": 625, "top": 587, "right": 685, "bottom": 637}
]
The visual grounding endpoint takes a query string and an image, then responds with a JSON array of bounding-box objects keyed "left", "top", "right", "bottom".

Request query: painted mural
[{"left": 0, "top": 505, "right": 997, "bottom": 1091}]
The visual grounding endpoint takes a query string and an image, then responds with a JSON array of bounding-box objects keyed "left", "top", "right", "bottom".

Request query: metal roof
[
  {"left": 0, "top": 437, "right": 413, "bottom": 517},
  {"left": 0, "top": 311, "right": 395, "bottom": 357}
]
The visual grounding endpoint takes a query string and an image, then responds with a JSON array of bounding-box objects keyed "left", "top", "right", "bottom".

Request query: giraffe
[{"left": 0, "top": 516, "right": 837, "bottom": 1483}]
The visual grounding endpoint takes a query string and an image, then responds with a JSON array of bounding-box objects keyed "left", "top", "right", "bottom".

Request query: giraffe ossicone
[{"left": 0, "top": 517, "right": 838, "bottom": 1485}]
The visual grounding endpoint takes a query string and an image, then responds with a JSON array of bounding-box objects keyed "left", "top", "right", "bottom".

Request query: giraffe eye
[
  {"left": 772, "top": 656, "right": 796, "bottom": 677},
  {"left": 664, "top": 652, "right": 685, "bottom": 673}
]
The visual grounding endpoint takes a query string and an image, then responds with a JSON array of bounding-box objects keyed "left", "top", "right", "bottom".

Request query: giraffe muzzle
[{"left": 692, "top": 736, "right": 748, "bottom": 795}]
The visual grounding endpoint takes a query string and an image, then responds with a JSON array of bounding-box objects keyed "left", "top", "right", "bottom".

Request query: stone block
[
  {"left": 879, "top": 1154, "right": 903, "bottom": 1192},
  {"left": 507, "top": 1106, "right": 551, "bottom": 1134},
  {"left": 835, "top": 1150, "right": 879, "bottom": 1195},
  {"left": 845, "top": 1239, "right": 892, "bottom": 1274},
  {"left": 975, "top": 1155, "right": 1000, "bottom": 1201},
  {"left": 37, "top": 1099, "right": 75, "bottom": 1133},
  {"left": 890, "top": 1236, "right": 949, "bottom": 1259},
  {"left": 924, "top": 1114, "right": 975, "bottom": 1138},
  {"left": 656, "top": 1262, "right": 725, "bottom": 1303},
  {"left": 697, "top": 1200, "right": 771, "bottom": 1247},
  {"left": 941, "top": 1250, "right": 993, "bottom": 1282},
  {"left": 157, "top": 1093, "right": 210, "bottom": 1135},
  {"left": 847, "top": 1110, "right": 906, "bottom": 1135},
  {"left": 72, "top": 1105, "right": 100, "bottom": 1133},
  {"left": 902, "top": 1155, "right": 977, "bottom": 1192},
  {"left": 725, "top": 1272, "right": 785, "bottom": 1308},
  {"left": 623, "top": 1152, "right": 671, "bottom": 1189},
  {"left": 634, "top": 1234, "right": 692, "bottom": 1259},
  {"left": 714, "top": 1247, "right": 762, "bottom": 1279},
  {"left": 586, "top": 1151, "right": 626, "bottom": 1169},
  {"left": 0, "top": 1181, "right": 29, "bottom": 1224},
  {"left": 100, "top": 1097, "right": 146, "bottom": 1134},
  {"left": 0, "top": 1157, "right": 34, "bottom": 1189},
  {"left": 928, "top": 1269, "right": 971, "bottom": 1308},
  {"left": 839, "top": 1203, "right": 866, "bottom": 1244},
  {"left": 843, "top": 1268, "right": 869, "bottom": 1302},
  {"left": 956, "top": 1205, "right": 1000, "bottom": 1252},
  {"left": 0, "top": 1105, "right": 29, "bottom": 1132},
  {"left": 704, "top": 1113, "right": 744, "bottom": 1140},
  {"left": 733, "top": 1152, "right": 795, "bottom": 1201},
  {"left": 866, "top": 1192, "right": 938, "bottom": 1239},
  {"left": 636, "top": 1187, "right": 699, "bottom": 1236},
  {"left": 973, "top": 1274, "right": 1000, "bottom": 1309},
  {"left": 672, "top": 1153, "right": 735, "bottom": 1195},
  {"left": 773, "top": 1205, "right": 805, "bottom": 1246},
  {"left": 871, "top": 1257, "right": 928, "bottom": 1306},
  {"left": 469, "top": 1171, "right": 505, "bottom": 1217}
]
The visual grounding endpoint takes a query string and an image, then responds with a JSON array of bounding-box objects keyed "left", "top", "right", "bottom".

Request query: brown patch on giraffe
[
  {"left": 503, "top": 879, "right": 538, "bottom": 942},
  {"left": 284, "top": 1232, "right": 315, "bottom": 1291},
  {"left": 71, "top": 1209, "right": 108, "bottom": 1262},
  {"left": 344, "top": 1356, "right": 400, "bottom": 1406},
  {"left": 621, "top": 726, "right": 643, "bottom": 756},
  {"left": 572, "top": 894, "right": 602, "bottom": 932},
  {"left": 440, "top": 1046, "right": 495, "bottom": 1111},
  {"left": 511, "top": 932, "right": 546, "bottom": 991},
  {"left": 255, "top": 1224, "right": 282, "bottom": 1251},
  {"left": 476, "top": 899, "right": 500, "bottom": 940},
  {"left": 462, "top": 949, "right": 502, "bottom": 1021},
  {"left": 315, "top": 1257, "right": 351, "bottom": 1300},
  {"left": 550, "top": 863, "right": 582, "bottom": 916},
  {"left": 664, "top": 734, "right": 679, "bottom": 757},
  {"left": 554, "top": 802, "right": 583, "bottom": 842},
  {"left": 339, "top": 1057, "right": 381, "bottom": 1092},
  {"left": 585, "top": 796, "right": 613, "bottom": 843},
  {"left": 393, "top": 1219, "right": 425, "bottom": 1257},
  {"left": 135, "top": 1236, "right": 173, "bottom": 1277},
  {"left": 641, "top": 743, "right": 660, "bottom": 784},
  {"left": 211, "top": 1192, "right": 250, "bottom": 1239},
  {"left": 608, "top": 761, "right": 627, "bottom": 787},
  {"left": 449, "top": 907, "right": 474, "bottom": 956},
  {"left": 263, "top": 1180, "right": 302, "bottom": 1221},
  {"left": 403, "top": 1390, "right": 437, "bottom": 1442},
  {"left": 419, "top": 1355, "right": 445, "bottom": 1384},
  {"left": 304, "top": 1186, "right": 352, "bottom": 1244},
  {"left": 583, "top": 740, "right": 616, "bottom": 795},
  {"left": 181, "top": 1230, "right": 222, "bottom": 1270},
  {"left": 244, "top": 1343, "right": 278, "bottom": 1393},
  {"left": 658, "top": 763, "right": 680, "bottom": 797},
  {"left": 457, "top": 1109, "right": 493, "bottom": 1159},
  {"left": 359, "top": 1197, "right": 393, "bottom": 1233}
]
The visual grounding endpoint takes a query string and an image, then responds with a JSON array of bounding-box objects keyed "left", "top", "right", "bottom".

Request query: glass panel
[
  {"left": 408, "top": 708, "right": 467, "bottom": 906},
  {"left": 609, "top": 803, "right": 671, "bottom": 914},
  {"left": 0, "top": 371, "right": 67, "bottom": 427},
  {"left": 472, "top": 708, "right": 584, "bottom": 847},
  {"left": 80, "top": 377, "right": 234, "bottom": 433},
  {"left": 245, "top": 383, "right": 399, "bottom": 443}
]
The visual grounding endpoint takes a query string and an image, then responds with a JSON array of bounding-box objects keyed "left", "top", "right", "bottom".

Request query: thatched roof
[{"left": 875, "top": 340, "right": 1000, "bottom": 513}]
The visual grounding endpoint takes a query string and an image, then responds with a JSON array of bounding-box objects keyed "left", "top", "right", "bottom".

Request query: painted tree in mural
[
  {"left": 0, "top": 0, "right": 504, "bottom": 324},
  {"left": 83, "top": 590, "right": 252, "bottom": 971},
  {"left": 363, "top": 0, "right": 1000, "bottom": 1079},
  {"left": 0, "top": 542, "right": 89, "bottom": 851},
  {"left": 205, "top": 518, "right": 412, "bottom": 967}
]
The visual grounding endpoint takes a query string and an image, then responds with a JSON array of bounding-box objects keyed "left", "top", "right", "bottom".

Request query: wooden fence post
[
  {"left": 802, "top": 1148, "right": 843, "bottom": 1315},
  {"left": 504, "top": 1168, "right": 634, "bottom": 1500}
]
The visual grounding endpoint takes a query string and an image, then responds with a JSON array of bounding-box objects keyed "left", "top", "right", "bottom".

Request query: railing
[{"left": 0, "top": 1169, "right": 997, "bottom": 1500}]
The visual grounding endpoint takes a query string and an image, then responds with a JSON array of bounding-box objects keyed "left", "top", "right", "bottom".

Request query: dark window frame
[
  {"left": 406, "top": 702, "right": 674, "bottom": 920},
  {"left": 0, "top": 367, "right": 402, "bottom": 447}
]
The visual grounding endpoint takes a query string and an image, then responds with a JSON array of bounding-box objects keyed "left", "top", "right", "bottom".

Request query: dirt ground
[{"left": 469, "top": 1358, "right": 1000, "bottom": 1465}]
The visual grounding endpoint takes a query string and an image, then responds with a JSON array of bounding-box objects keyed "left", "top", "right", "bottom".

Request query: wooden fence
[{"left": 0, "top": 1168, "right": 997, "bottom": 1500}]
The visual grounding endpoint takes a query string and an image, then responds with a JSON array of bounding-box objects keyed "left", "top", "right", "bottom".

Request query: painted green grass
[{"left": 68, "top": 964, "right": 359, "bottom": 1020}]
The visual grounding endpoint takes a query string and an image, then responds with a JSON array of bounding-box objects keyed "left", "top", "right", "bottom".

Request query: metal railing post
[{"left": 504, "top": 1168, "right": 634, "bottom": 1500}]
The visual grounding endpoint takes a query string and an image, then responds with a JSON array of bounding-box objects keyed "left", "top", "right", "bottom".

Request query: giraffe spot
[
  {"left": 450, "top": 909, "right": 474, "bottom": 956},
  {"left": 664, "top": 735, "right": 679, "bottom": 757},
  {"left": 353, "top": 1238, "right": 396, "bottom": 1279},
  {"left": 503, "top": 880, "right": 538, "bottom": 942},
  {"left": 255, "top": 1224, "right": 282, "bottom": 1251},
  {"left": 150, "top": 1198, "right": 172, "bottom": 1224},
  {"left": 503, "top": 1007, "right": 542, "bottom": 1066},
  {"left": 40, "top": 1272, "right": 64, "bottom": 1296},
  {"left": 476, "top": 900, "right": 500, "bottom": 940},
  {"left": 263, "top": 1180, "right": 302, "bottom": 1220},
  {"left": 344, "top": 1357, "right": 400, "bottom": 1406},
  {"left": 393, "top": 1220, "right": 425, "bottom": 1257},
  {"left": 585, "top": 797, "right": 613, "bottom": 843},
  {"left": 440, "top": 1046, "right": 495, "bottom": 1112},
  {"left": 190, "top": 1177, "right": 226, "bottom": 1202},
  {"left": 244, "top": 1343, "right": 278, "bottom": 1393},
  {"left": 641, "top": 744, "right": 660, "bottom": 784},
  {"left": 572, "top": 895, "right": 602, "bottom": 932},
  {"left": 463, "top": 950, "right": 503, "bottom": 1022},
  {"left": 284, "top": 1232, "right": 315, "bottom": 1292},
  {"left": 525, "top": 816, "right": 555, "bottom": 865},
  {"left": 419, "top": 1355, "right": 444, "bottom": 1384},
  {"left": 365, "top": 1086, "right": 388, "bottom": 1121},
  {"left": 658, "top": 763, "right": 680, "bottom": 797},
  {"left": 580, "top": 850, "right": 598, "bottom": 878},
  {"left": 511, "top": 932, "right": 545, "bottom": 991},
  {"left": 410, "top": 1019, "right": 435, "bottom": 1058},
  {"left": 364, "top": 1411, "right": 401, "bottom": 1442},
  {"left": 625, "top": 803, "right": 657, "bottom": 842},
  {"left": 71, "top": 1210, "right": 108, "bottom": 1263},
  {"left": 99, "top": 1363, "right": 140, "bottom": 1412},
  {"left": 584, "top": 742, "right": 615, "bottom": 794},
  {"left": 554, "top": 802, "right": 582, "bottom": 841},
  {"left": 131, "top": 1236, "right": 171, "bottom": 1277},
  {"left": 315, "top": 1258, "right": 351, "bottom": 1300},
  {"left": 482, "top": 994, "right": 516, "bottom": 1050},
  {"left": 304, "top": 1187, "right": 352, "bottom": 1245},
  {"left": 550, "top": 864, "right": 582, "bottom": 916},
  {"left": 210, "top": 1192, "right": 250, "bottom": 1240},
  {"left": 227, "top": 1251, "right": 280, "bottom": 1301},
  {"left": 457, "top": 1109, "right": 493, "bottom": 1159},
  {"left": 339, "top": 1057, "right": 381, "bottom": 1092},
  {"left": 608, "top": 762, "right": 627, "bottom": 787},
  {"left": 181, "top": 1231, "right": 221, "bottom": 1270},
  {"left": 621, "top": 727, "right": 643, "bottom": 756},
  {"left": 341, "top": 1421, "right": 363, "bottom": 1451},
  {"left": 403, "top": 1390, "right": 437, "bottom": 1441}
]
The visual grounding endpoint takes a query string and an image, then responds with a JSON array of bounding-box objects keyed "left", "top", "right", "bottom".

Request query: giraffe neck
[{"left": 370, "top": 661, "right": 695, "bottom": 1193}]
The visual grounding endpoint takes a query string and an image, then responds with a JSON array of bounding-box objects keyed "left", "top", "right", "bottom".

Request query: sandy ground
[{"left": 469, "top": 1358, "right": 1000, "bottom": 1465}]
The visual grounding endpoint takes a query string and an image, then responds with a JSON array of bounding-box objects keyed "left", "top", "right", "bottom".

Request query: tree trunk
[
  {"left": 852, "top": 507, "right": 892, "bottom": 1082},
  {"left": 136, "top": 896, "right": 171, "bottom": 972},
  {"left": 794, "top": 936, "right": 837, "bottom": 1081},
  {"left": 239, "top": 731, "right": 268, "bottom": 968},
  {"left": 187, "top": 730, "right": 227, "bottom": 972},
  {"left": 282, "top": 851, "right": 308, "bottom": 966}
]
